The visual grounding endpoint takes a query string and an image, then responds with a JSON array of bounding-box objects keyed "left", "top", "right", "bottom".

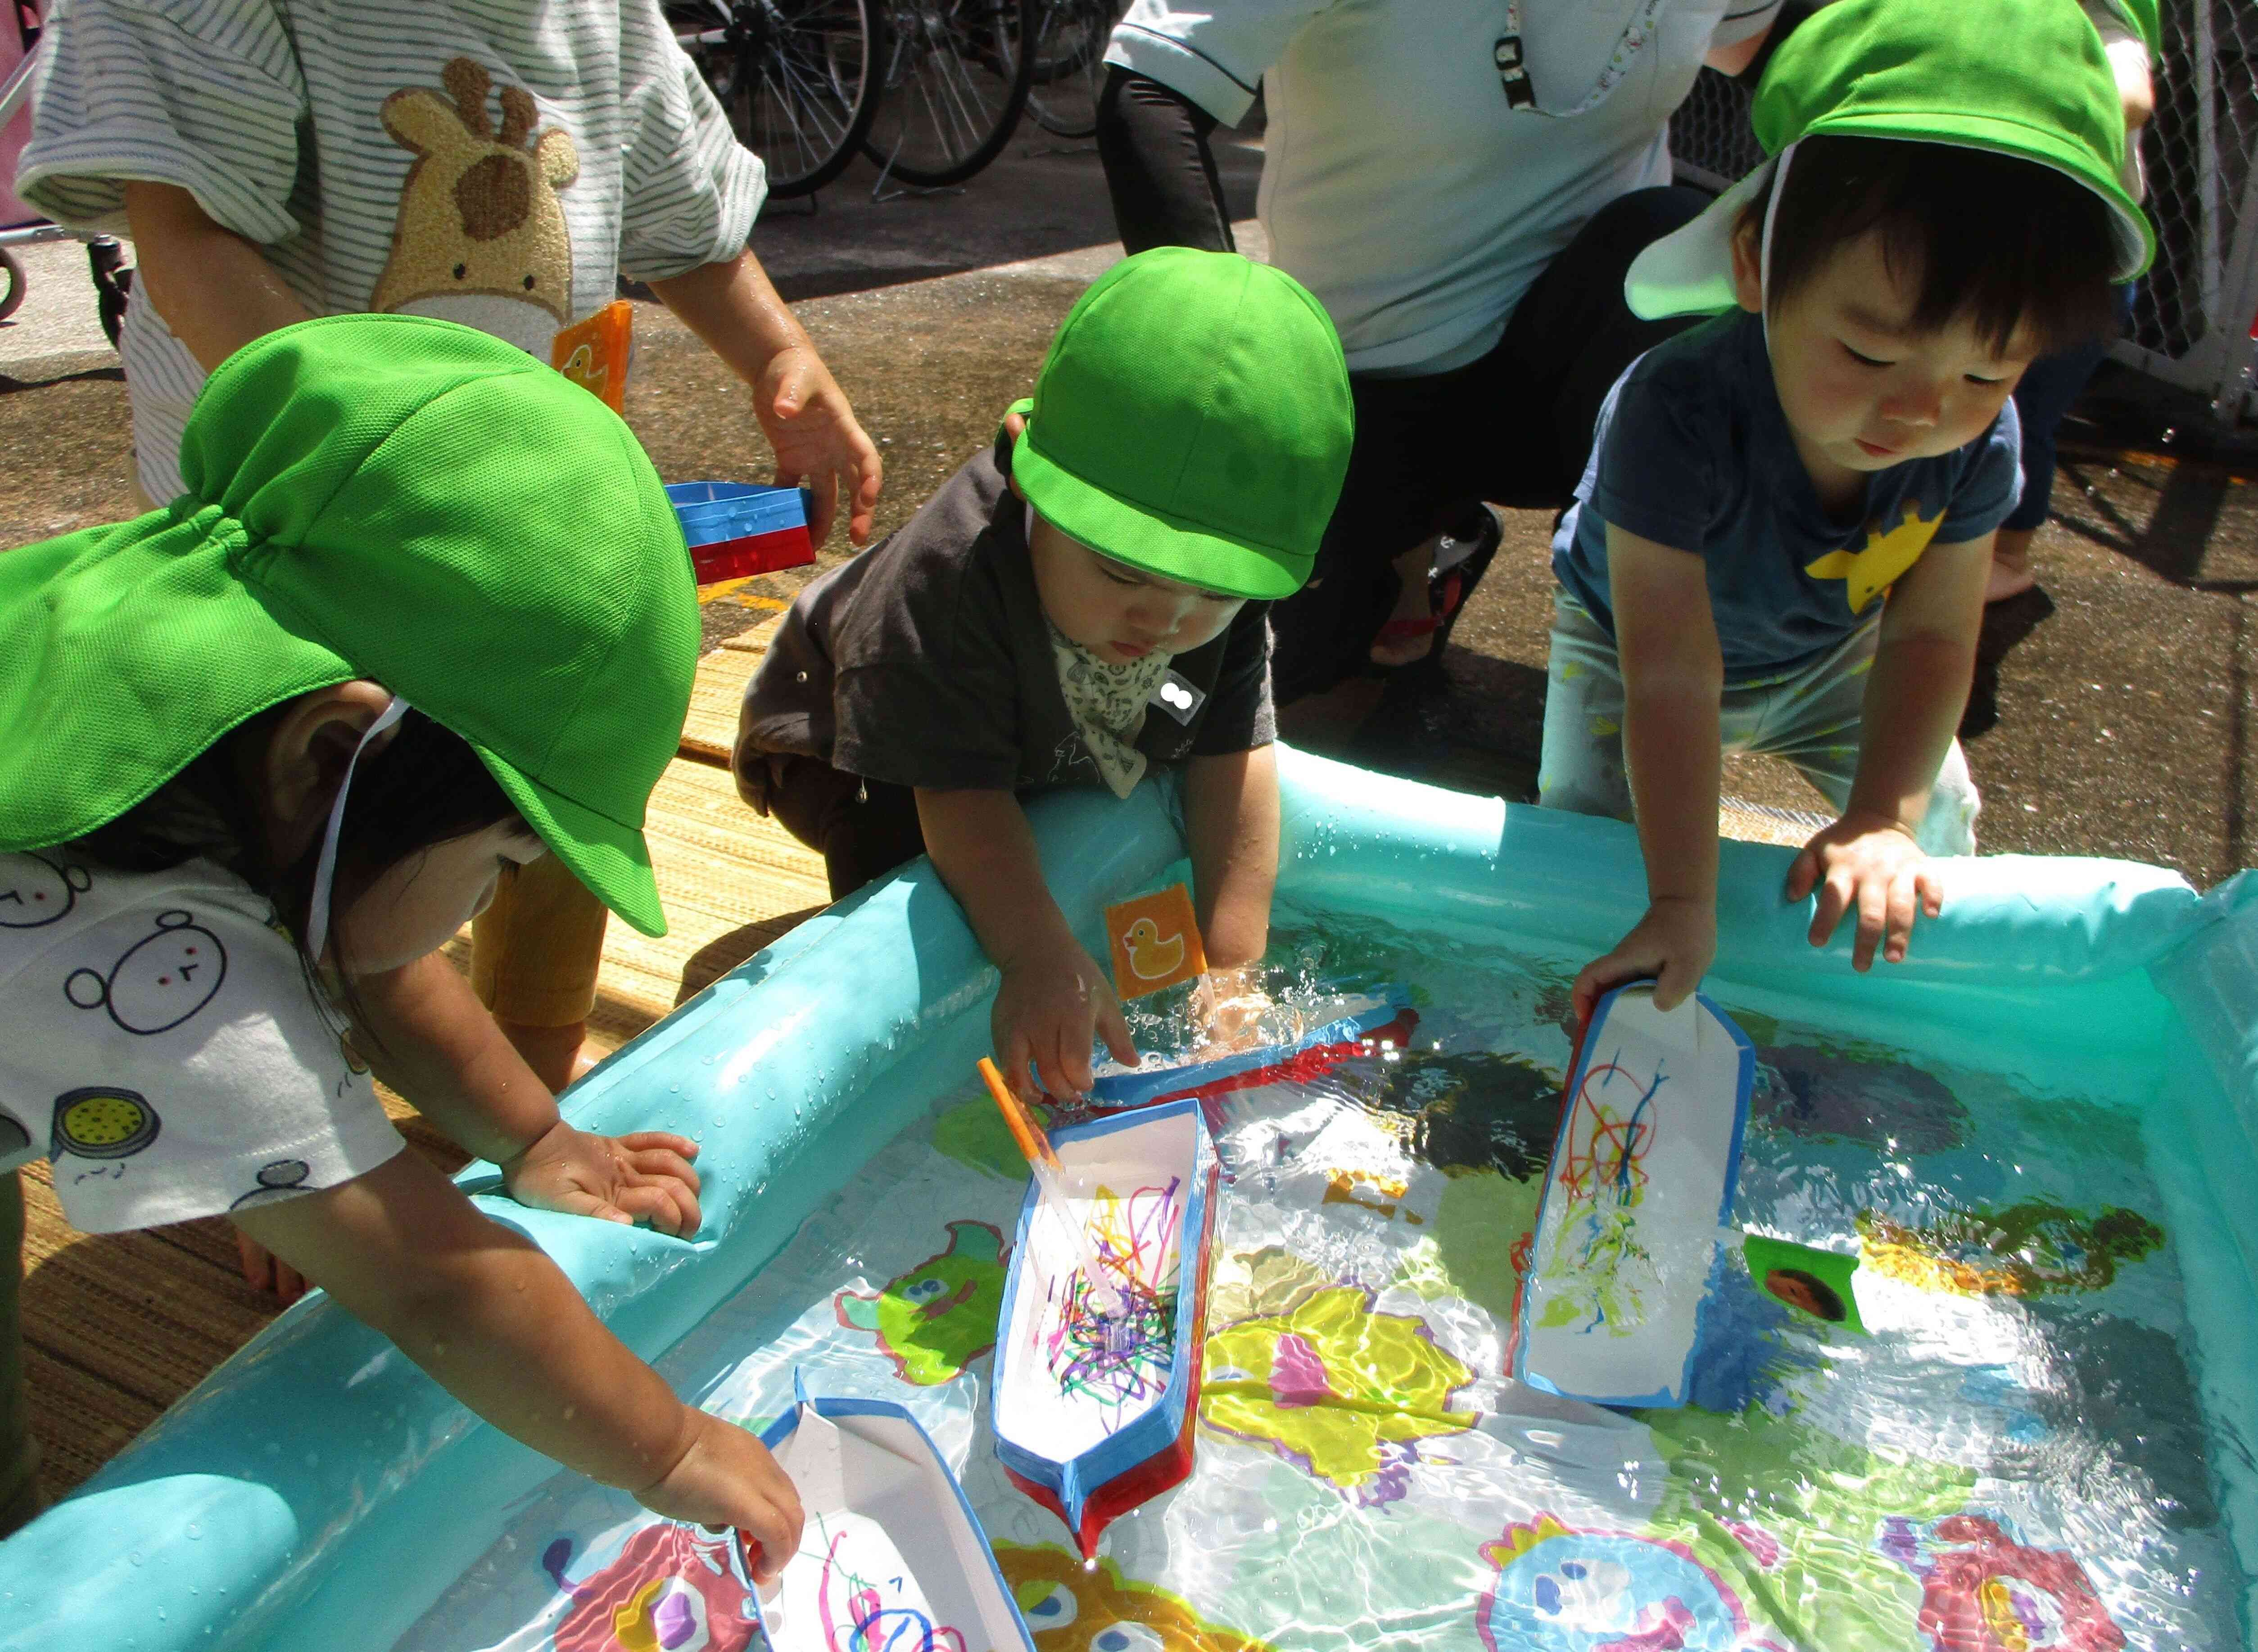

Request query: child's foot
[{"left": 499, "top": 1019, "right": 599, "bottom": 1095}]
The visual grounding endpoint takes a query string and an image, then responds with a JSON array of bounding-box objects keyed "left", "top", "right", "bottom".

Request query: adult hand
[
  {"left": 637, "top": 1410, "right": 805, "bottom": 1585},
  {"left": 502, "top": 1122, "right": 703, "bottom": 1236},
  {"left": 1785, "top": 811, "right": 1943, "bottom": 971},
  {"left": 1573, "top": 896, "right": 1717, "bottom": 1024},
  {"left": 755, "top": 343, "right": 883, "bottom": 549},
  {"left": 993, "top": 939, "right": 1137, "bottom": 1102}
]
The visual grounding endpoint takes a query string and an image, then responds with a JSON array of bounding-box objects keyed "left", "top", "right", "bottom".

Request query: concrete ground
[{"left": 4, "top": 129, "right": 2255, "bottom": 889}]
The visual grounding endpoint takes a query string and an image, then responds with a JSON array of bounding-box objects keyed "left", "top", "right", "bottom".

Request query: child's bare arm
[
  {"left": 647, "top": 252, "right": 883, "bottom": 548},
  {"left": 231, "top": 1147, "right": 801, "bottom": 1575},
  {"left": 1574, "top": 525, "right": 1725, "bottom": 1022},
  {"left": 350, "top": 954, "right": 702, "bottom": 1234},
  {"left": 122, "top": 181, "right": 311, "bottom": 372},
  {"left": 1183, "top": 745, "right": 1279, "bottom": 971},
  {"left": 1786, "top": 534, "right": 1989, "bottom": 969},
  {"left": 915, "top": 786, "right": 1136, "bottom": 1100}
]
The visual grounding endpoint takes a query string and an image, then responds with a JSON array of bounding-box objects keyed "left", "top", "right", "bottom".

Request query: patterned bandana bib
[{"left": 1046, "top": 618, "right": 1172, "bottom": 799}]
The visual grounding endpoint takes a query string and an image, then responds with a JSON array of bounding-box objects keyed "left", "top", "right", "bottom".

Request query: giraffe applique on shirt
[
  {"left": 1803, "top": 499, "right": 1946, "bottom": 614},
  {"left": 371, "top": 57, "right": 580, "bottom": 354}
]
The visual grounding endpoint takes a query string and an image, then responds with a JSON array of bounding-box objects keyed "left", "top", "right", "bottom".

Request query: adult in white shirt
[{"left": 1098, "top": 0, "right": 1785, "bottom": 703}]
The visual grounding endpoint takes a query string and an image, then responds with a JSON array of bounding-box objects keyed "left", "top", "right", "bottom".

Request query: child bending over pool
[
  {"left": 735, "top": 248, "right": 1354, "bottom": 1102},
  {"left": 0, "top": 316, "right": 801, "bottom": 1569},
  {"left": 1547, "top": 0, "right": 2150, "bottom": 1022}
]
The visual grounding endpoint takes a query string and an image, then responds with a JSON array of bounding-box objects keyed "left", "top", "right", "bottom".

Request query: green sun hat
[
  {"left": 0, "top": 314, "right": 699, "bottom": 936},
  {"left": 1627, "top": 0, "right": 2154, "bottom": 320},
  {"left": 1009, "top": 247, "right": 1353, "bottom": 602}
]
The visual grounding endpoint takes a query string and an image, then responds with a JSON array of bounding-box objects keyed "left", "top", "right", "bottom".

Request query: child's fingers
[
  {"left": 236, "top": 1228, "right": 276, "bottom": 1292},
  {"left": 1806, "top": 867, "right": 1853, "bottom": 949},
  {"left": 1003, "top": 1026, "right": 1041, "bottom": 1106},
  {"left": 616, "top": 1130, "right": 701, "bottom": 1165},
  {"left": 1098, "top": 995, "right": 1138, "bottom": 1070},
  {"left": 798, "top": 469, "right": 838, "bottom": 549},
  {"left": 1850, "top": 876, "right": 1889, "bottom": 972},
  {"left": 615, "top": 1178, "right": 701, "bottom": 1237},
  {"left": 1036, "top": 1023, "right": 1082, "bottom": 1102},
  {"left": 622, "top": 1142, "right": 701, "bottom": 1194},
  {"left": 1883, "top": 871, "right": 1922, "bottom": 964},
  {"left": 1918, "top": 862, "right": 1946, "bottom": 919},
  {"left": 1651, "top": 953, "right": 1698, "bottom": 1012},
  {"left": 1783, "top": 845, "right": 1821, "bottom": 903}
]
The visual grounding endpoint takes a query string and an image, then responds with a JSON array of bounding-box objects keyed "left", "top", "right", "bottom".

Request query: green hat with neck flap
[
  {"left": 1628, "top": 0, "right": 2154, "bottom": 320},
  {"left": 0, "top": 314, "right": 699, "bottom": 936}
]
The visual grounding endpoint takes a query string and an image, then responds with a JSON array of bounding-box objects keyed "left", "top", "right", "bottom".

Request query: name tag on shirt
[{"left": 1148, "top": 671, "right": 1204, "bottom": 725}]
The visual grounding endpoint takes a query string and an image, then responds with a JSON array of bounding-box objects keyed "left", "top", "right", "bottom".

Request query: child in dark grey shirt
[{"left": 736, "top": 248, "right": 1353, "bottom": 1102}]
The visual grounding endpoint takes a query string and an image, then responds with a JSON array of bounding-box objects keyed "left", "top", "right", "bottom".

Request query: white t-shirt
[
  {"left": 18, "top": 0, "right": 766, "bottom": 501},
  {"left": 1107, "top": 0, "right": 1781, "bottom": 376},
  {"left": 0, "top": 851, "right": 403, "bottom": 1234}
]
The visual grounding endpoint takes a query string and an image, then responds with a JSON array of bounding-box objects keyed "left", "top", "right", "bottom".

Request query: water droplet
[
  {"left": 186, "top": 1521, "right": 202, "bottom": 1540},
  {"left": 128, "top": 1552, "right": 144, "bottom": 1567}
]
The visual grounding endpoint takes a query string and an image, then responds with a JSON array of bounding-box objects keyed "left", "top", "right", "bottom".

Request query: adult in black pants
[{"left": 1094, "top": 1, "right": 1799, "bottom": 706}]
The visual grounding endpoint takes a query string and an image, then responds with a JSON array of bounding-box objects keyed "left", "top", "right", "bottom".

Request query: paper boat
[
  {"left": 750, "top": 1375, "right": 1034, "bottom": 1651},
  {"left": 1514, "top": 981, "right": 1754, "bottom": 1408},
  {"left": 667, "top": 480, "right": 815, "bottom": 585},
  {"left": 991, "top": 1096, "right": 1220, "bottom": 1557}
]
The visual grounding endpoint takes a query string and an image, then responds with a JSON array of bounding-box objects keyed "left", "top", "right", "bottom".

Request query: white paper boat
[
  {"left": 990, "top": 1096, "right": 1219, "bottom": 1556},
  {"left": 1514, "top": 982, "right": 1754, "bottom": 1408},
  {"left": 749, "top": 1375, "right": 1034, "bottom": 1650}
]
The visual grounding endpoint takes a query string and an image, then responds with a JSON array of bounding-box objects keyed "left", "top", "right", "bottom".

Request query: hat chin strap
[
  {"left": 1759, "top": 140, "right": 1800, "bottom": 354},
  {"left": 304, "top": 695, "right": 411, "bottom": 966}
]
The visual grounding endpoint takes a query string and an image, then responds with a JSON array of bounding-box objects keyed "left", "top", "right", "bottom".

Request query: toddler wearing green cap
[
  {"left": 1541, "top": 0, "right": 2151, "bottom": 1023},
  {"left": 736, "top": 247, "right": 1354, "bottom": 1102},
  {"left": 0, "top": 315, "right": 802, "bottom": 1570}
]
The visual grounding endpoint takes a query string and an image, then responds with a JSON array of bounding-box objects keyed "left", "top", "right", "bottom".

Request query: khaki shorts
[{"left": 471, "top": 855, "right": 609, "bottom": 1028}]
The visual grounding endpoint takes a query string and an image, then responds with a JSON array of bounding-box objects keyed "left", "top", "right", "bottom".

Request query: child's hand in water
[
  {"left": 1574, "top": 896, "right": 1717, "bottom": 1022},
  {"left": 1786, "top": 812, "right": 1943, "bottom": 971},
  {"left": 637, "top": 1409, "right": 805, "bottom": 1585},
  {"left": 1193, "top": 966, "right": 1272, "bottom": 1055},
  {"left": 993, "top": 938, "right": 1137, "bottom": 1102},
  {"left": 502, "top": 1122, "right": 703, "bottom": 1236}
]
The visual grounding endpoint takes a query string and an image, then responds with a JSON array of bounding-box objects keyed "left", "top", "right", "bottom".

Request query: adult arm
[
  {"left": 233, "top": 1148, "right": 801, "bottom": 1575},
  {"left": 122, "top": 181, "right": 311, "bottom": 371},
  {"left": 648, "top": 253, "right": 883, "bottom": 548},
  {"left": 914, "top": 787, "right": 1136, "bottom": 1100},
  {"left": 1784, "top": 536, "right": 1990, "bottom": 969},
  {"left": 1572, "top": 526, "right": 1725, "bottom": 1023}
]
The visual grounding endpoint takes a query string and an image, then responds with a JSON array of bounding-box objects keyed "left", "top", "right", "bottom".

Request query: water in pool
[{"left": 395, "top": 909, "right": 2247, "bottom": 1652}]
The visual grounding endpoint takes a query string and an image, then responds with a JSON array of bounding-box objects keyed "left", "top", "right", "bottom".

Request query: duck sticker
[
  {"left": 1200, "top": 1282, "right": 1473, "bottom": 1507},
  {"left": 231, "top": 1160, "right": 315, "bottom": 1211},
  {"left": 835, "top": 1219, "right": 1009, "bottom": 1385},
  {"left": 995, "top": 1543, "right": 1279, "bottom": 1651},
  {"left": 64, "top": 909, "right": 226, "bottom": 1034},
  {"left": 1476, "top": 1515, "right": 1783, "bottom": 1652},
  {"left": 371, "top": 56, "right": 579, "bottom": 352},
  {"left": 1104, "top": 885, "right": 1207, "bottom": 999},
  {"left": 49, "top": 1086, "right": 160, "bottom": 1162},
  {"left": 541, "top": 1525, "right": 755, "bottom": 1652},
  {"left": 0, "top": 853, "right": 92, "bottom": 929}
]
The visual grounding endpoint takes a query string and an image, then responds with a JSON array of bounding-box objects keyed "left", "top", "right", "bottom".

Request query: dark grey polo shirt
[{"left": 736, "top": 435, "right": 1275, "bottom": 796}]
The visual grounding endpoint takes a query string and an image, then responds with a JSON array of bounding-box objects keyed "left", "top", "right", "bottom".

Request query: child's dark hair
[
  {"left": 70, "top": 707, "right": 518, "bottom": 1001},
  {"left": 1738, "top": 135, "right": 2118, "bottom": 357}
]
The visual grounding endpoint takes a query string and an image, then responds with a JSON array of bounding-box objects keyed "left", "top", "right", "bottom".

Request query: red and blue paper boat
[
  {"left": 668, "top": 481, "right": 815, "bottom": 586},
  {"left": 991, "top": 1096, "right": 1219, "bottom": 1558}
]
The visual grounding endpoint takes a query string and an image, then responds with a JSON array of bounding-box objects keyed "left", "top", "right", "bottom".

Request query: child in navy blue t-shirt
[{"left": 1542, "top": 0, "right": 2153, "bottom": 1020}]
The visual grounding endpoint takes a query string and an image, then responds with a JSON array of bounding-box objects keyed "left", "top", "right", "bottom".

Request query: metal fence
[{"left": 1668, "top": 0, "right": 2258, "bottom": 422}]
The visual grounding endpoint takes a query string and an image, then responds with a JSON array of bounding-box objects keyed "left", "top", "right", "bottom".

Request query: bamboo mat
[{"left": 14, "top": 634, "right": 816, "bottom": 1502}]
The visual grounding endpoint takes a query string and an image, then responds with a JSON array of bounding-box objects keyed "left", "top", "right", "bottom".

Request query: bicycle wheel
[
  {"left": 1023, "top": 0, "right": 1124, "bottom": 140},
  {"left": 861, "top": 0, "right": 1034, "bottom": 189},
  {"left": 671, "top": 0, "right": 883, "bottom": 199}
]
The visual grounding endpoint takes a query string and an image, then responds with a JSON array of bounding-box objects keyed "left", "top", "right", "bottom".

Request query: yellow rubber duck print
[
  {"left": 1123, "top": 917, "right": 1187, "bottom": 982},
  {"left": 1803, "top": 500, "right": 1944, "bottom": 614}
]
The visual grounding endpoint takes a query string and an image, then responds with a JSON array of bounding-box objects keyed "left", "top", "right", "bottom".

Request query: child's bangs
[{"left": 1750, "top": 135, "right": 2120, "bottom": 359}]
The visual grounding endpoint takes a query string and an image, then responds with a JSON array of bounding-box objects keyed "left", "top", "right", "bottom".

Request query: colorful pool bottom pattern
[{"left": 392, "top": 974, "right": 2236, "bottom": 1652}]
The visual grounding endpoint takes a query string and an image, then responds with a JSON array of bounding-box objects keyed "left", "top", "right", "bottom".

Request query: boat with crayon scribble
[{"left": 989, "top": 1094, "right": 1219, "bottom": 1557}]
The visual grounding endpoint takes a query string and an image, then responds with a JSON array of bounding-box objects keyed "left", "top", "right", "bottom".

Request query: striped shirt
[{"left": 19, "top": 0, "right": 766, "bottom": 501}]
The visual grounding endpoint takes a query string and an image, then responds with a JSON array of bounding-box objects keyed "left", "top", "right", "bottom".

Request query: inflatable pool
[{"left": 3, "top": 747, "right": 2255, "bottom": 1651}]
